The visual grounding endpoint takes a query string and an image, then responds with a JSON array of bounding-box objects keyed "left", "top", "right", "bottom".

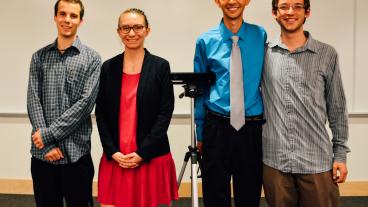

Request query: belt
[{"left": 206, "top": 110, "right": 264, "bottom": 122}]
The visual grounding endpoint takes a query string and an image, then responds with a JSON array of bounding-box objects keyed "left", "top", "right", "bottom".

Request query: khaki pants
[{"left": 263, "top": 164, "right": 340, "bottom": 207}]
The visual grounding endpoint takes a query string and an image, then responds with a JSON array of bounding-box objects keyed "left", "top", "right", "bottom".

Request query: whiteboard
[
  {"left": 0, "top": 0, "right": 365, "bottom": 114},
  {"left": 354, "top": 0, "right": 368, "bottom": 113}
]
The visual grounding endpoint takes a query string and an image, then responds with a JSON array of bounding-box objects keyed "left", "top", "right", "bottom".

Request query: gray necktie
[{"left": 230, "top": 36, "right": 245, "bottom": 130}]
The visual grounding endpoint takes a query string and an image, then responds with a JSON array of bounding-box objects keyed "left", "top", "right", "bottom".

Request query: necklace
[
  {"left": 125, "top": 53, "right": 144, "bottom": 73},
  {"left": 130, "top": 62, "right": 137, "bottom": 72}
]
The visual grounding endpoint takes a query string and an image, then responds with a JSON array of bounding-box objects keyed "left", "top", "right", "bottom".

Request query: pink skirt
[{"left": 98, "top": 153, "right": 179, "bottom": 207}]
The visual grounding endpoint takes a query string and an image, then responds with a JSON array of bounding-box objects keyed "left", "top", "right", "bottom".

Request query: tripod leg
[
  {"left": 173, "top": 151, "right": 192, "bottom": 207},
  {"left": 177, "top": 151, "right": 191, "bottom": 188},
  {"left": 197, "top": 152, "right": 203, "bottom": 178}
]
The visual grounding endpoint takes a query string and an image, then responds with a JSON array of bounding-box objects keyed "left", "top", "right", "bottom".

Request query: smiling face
[
  {"left": 215, "top": 0, "right": 250, "bottom": 22},
  {"left": 117, "top": 12, "right": 150, "bottom": 50},
  {"left": 273, "top": 0, "right": 310, "bottom": 34},
  {"left": 54, "top": 0, "right": 83, "bottom": 40}
]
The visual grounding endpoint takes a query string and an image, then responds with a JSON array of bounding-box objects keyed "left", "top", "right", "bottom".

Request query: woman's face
[{"left": 117, "top": 12, "right": 150, "bottom": 50}]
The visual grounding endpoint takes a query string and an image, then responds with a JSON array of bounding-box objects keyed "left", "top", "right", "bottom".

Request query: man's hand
[
  {"left": 197, "top": 141, "right": 203, "bottom": 153},
  {"left": 44, "top": 147, "right": 64, "bottom": 162},
  {"left": 332, "top": 161, "right": 348, "bottom": 183},
  {"left": 32, "top": 129, "right": 44, "bottom": 149}
]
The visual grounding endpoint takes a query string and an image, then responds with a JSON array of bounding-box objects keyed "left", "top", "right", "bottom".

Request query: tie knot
[{"left": 231, "top": 36, "right": 239, "bottom": 44}]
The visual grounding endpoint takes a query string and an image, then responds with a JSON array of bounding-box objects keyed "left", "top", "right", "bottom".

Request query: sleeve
[
  {"left": 136, "top": 61, "right": 175, "bottom": 161},
  {"left": 27, "top": 53, "right": 47, "bottom": 130},
  {"left": 27, "top": 53, "right": 57, "bottom": 153},
  {"left": 95, "top": 63, "right": 120, "bottom": 160},
  {"left": 325, "top": 51, "right": 350, "bottom": 163},
  {"left": 40, "top": 55, "right": 102, "bottom": 145},
  {"left": 194, "top": 38, "right": 209, "bottom": 141}
]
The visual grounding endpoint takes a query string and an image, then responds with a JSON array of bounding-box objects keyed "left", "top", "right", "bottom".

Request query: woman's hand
[
  {"left": 119, "top": 152, "right": 143, "bottom": 169},
  {"left": 112, "top": 152, "right": 126, "bottom": 164}
]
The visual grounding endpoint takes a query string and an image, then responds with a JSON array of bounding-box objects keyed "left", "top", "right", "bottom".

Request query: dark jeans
[
  {"left": 31, "top": 154, "right": 94, "bottom": 207},
  {"left": 201, "top": 112, "right": 263, "bottom": 207}
]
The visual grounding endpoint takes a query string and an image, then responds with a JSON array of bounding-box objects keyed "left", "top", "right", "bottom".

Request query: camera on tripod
[
  {"left": 170, "top": 72, "right": 215, "bottom": 85},
  {"left": 170, "top": 72, "right": 215, "bottom": 98},
  {"left": 169, "top": 72, "right": 215, "bottom": 207}
]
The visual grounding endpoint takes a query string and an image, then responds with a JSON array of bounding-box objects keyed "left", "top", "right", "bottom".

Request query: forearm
[
  {"left": 330, "top": 115, "right": 349, "bottom": 162},
  {"left": 327, "top": 53, "right": 350, "bottom": 162},
  {"left": 27, "top": 54, "right": 47, "bottom": 130},
  {"left": 194, "top": 94, "right": 206, "bottom": 141}
]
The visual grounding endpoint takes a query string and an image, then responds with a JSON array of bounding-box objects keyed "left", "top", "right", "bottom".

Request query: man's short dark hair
[
  {"left": 272, "top": 0, "right": 310, "bottom": 12},
  {"left": 54, "top": 0, "right": 85, "bottom": 20}
]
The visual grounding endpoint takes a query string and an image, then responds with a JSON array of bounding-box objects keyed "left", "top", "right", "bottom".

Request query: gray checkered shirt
[
  {"left": 27, "top": 37, "right": 101, "bottom": 164},
  {"left": 262, "top": 32, "right": 350, "bottom": 174}
]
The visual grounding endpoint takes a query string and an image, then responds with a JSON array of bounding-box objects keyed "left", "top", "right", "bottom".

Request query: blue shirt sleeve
[{"left": 194, "top": 38, "right": 208, "bottom": 141}]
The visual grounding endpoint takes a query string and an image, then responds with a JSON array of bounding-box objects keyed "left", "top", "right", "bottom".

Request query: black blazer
[{"left": 95, "top": 49, "right": 174, "bottom": 162}]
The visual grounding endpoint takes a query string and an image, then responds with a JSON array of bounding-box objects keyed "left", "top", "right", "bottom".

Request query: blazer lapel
[
  {"left": 136, "top": 49, "right": 151, "bottom": 111},
  {"left": 112, "top": 53, "right": 124, "bottom": 123}
]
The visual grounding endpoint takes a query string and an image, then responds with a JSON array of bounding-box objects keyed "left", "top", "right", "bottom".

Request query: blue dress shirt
[{"left": 194, "top": 20, "right": 266, "bottom": 141}]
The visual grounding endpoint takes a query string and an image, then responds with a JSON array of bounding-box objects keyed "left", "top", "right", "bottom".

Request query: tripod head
[{"left": 170, "top": 72, "right": 215, "bottom": 98}]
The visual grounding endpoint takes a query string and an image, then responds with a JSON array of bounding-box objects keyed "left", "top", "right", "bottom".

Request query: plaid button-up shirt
[
  {"left": 262, "top": 32, "right": 350, "bottom": 174},
  {"left": 27, "top": 37, "right": 101, "bottom": 164}
]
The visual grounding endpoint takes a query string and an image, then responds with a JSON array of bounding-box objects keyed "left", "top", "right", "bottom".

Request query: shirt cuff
[
  {"left": 333, "top": 142, "right": 350, "bottom": 163},
  {"left": 40, "top": 128, "right": 55, "bottom": 145},
  {"left": 333, "top": 151, "right": 347, "bottom": 163},
  {"left": 196, "top": 126, "right": 203, "bottom": 141}
]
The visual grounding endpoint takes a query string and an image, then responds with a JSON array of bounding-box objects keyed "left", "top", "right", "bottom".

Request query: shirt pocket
[
  {"left": 66, "top": 63, "right": 86, "bottom": 83},
  {"left": 297, "top": 65, "right": 315, "bottom": 97},
  {"left": 65, "top": 63, "right": 89, "bottom": 101}
]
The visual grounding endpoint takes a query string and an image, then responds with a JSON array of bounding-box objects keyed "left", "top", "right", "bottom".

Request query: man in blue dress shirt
[{"left": 194, "top": 0, "right": 266, "bottom": 206}]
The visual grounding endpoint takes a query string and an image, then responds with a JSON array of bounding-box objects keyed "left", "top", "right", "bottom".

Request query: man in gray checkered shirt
[
  {"left": 26, "top": 0, "right": 101, "bottom": 206},
  {"left": 261, "top": 0, "right": 350, "bottom": 207}
]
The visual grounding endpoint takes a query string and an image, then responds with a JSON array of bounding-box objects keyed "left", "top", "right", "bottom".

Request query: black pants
[
  {"left": 31, "top": 154, "right": 94, "bottom": 207},
  {"left": 201, "top": 113, "right": 263, "bottom": 207}
]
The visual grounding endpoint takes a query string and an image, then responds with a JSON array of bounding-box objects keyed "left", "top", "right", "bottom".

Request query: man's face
[
  {"left": 215, "top": 0, "right": 250, "bottom": 21},
  {"left": 54, "top": 1, "right": 83, "bottom": 39},
  {"left": 273, "top": 0, "right": 310, "bottom": 33}
]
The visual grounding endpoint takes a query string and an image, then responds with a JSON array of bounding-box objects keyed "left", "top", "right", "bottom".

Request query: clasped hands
[
  {"left": 32, "top": 129, "right": 64, "bottom": 162},
  {"left": 112, "top": 152, "right": 143, "bottom": 169}
]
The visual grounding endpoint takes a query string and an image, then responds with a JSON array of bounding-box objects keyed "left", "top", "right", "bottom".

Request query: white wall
[
  {"left": 354, "top": 0, "right": 368, "bottom": 112},
  {"left": 0, "top": 0, "right": 367, "bottom": 187},
  {"left": 0, "top": 0, "right": 367, "bottom": 114}
]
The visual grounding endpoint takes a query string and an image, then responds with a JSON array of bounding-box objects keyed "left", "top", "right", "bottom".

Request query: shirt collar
[
  {"left": 47, "top": 36, "right": 83, "bottom": 52},
  {"left": 219, "top": 19, "right": 247, "bottom": 42},
  {"left": 268, "top": 31, "right": 318, "bottom": 54}
]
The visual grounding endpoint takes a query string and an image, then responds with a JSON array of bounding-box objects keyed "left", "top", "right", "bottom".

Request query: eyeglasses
[
  {"left": 277, "top": 3, "right": 305, "bottom": 13},
  {"left": 118, "top": 24, "right": 145, "bottom": 34}
]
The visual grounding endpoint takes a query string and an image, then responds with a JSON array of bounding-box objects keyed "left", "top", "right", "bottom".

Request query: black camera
[
  {"left": 170, "top": 72, "right": 215, "bottom": 98},
  {"left": 170, "top": 72, "right": 215, "bottom": 85}
]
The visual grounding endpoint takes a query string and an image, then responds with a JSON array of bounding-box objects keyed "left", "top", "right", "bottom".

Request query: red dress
[{"left": 98, "top": 72, "right": 178, "bottom": 207}]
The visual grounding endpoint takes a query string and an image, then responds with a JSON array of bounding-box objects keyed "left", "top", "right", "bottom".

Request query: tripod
[
  {"left": 175, "top": 84, "right": 203, "bottom": 207},
  {"left": 170, "top": 72, "right": 214, "bottom": 207}
]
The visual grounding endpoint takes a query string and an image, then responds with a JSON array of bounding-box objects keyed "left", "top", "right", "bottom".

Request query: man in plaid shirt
[{"left": 26, "top": 0, "right": 101, "bottom": 206}]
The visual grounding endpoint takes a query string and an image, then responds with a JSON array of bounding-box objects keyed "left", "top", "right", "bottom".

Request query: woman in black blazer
[{"left": 95, "top": 8, "right": 178, "bottom": 207}]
